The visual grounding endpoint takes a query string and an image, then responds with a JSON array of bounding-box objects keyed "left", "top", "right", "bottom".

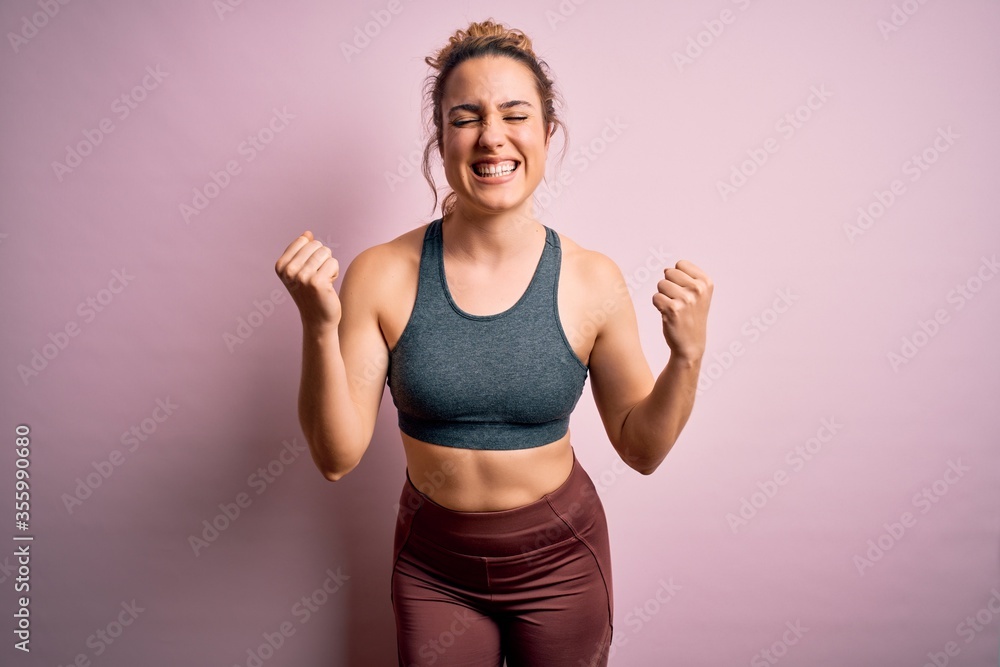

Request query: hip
[{"left": 393, "top": 445, "right": 609, "bottom": 561}]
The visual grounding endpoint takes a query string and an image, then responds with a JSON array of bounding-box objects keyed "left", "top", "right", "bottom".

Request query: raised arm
[
  {"left": 275, "top": 233, "right": 390, "bottom": 481},
  {"left": 586, "top": 253, "right": 712, "bottom": 475}
]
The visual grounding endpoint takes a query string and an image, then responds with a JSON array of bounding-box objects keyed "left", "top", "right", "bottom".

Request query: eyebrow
[{"left": 447, "top": 100, "right": 534, "bottom": 116}]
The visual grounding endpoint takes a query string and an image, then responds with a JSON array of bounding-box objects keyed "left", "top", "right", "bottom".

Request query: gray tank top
[{"left": 386, "top": 217, "right": 589, "bottom": 451}]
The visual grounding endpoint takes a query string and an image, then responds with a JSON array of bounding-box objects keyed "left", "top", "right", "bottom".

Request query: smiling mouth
[{"left": 471, "top": 161, "right": 519, "bottom": 178}]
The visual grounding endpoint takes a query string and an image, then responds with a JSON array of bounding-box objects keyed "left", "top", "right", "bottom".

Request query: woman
[{"left": 274, "top": 18, "right": 712, "bottom": 667}]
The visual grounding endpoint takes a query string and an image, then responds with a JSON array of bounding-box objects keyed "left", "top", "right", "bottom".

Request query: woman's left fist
[{"left": 652, "top": 259, "right": 713, "bottom": 362}]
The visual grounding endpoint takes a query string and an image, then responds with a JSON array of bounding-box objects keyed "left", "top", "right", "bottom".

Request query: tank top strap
[
  {"left": 516, "top": 224, "right": 560, "bottom": 318},
  {"left": 411, "top": 218, "right": 450, "bottom": 315}
]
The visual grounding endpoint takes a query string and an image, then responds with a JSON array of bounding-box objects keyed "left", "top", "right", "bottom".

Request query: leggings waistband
[{"left": 398, "top": 448, "right": 603, "bottom": 557}]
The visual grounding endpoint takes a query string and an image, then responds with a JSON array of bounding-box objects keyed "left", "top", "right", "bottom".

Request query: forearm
[
  {"left": 297, "top": 324, "right": 364, "bottom": 481},
  {"left": 618, "top": 353, "right": 702, "bottom": 474}
]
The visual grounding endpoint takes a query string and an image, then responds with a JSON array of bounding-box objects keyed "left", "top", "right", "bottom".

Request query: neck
[{"left": 442, "top": 203, "right": 543, "bottom": 265}]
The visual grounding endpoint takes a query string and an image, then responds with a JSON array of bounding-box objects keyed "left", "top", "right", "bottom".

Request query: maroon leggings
[{"left": 390, "top": 448, "right": 614, "bottom": 667}]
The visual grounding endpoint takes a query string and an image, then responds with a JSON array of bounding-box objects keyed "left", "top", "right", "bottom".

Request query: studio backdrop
[{"left": 2, "top": 0, "right": 998, "bottom": 665}]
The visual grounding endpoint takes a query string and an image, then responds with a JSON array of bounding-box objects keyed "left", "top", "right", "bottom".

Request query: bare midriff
[{"left": 399, "top": 429, "right": 575, "bottom": 511}]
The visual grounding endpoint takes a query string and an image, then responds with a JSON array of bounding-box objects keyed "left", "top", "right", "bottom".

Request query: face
[{"left": 439, "top": 56, "right": 551, "bottom": 217}]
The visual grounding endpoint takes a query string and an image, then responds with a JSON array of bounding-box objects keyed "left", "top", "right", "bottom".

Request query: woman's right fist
[{"left": 274, "top": 231, "right": 342, "bottom": 329}]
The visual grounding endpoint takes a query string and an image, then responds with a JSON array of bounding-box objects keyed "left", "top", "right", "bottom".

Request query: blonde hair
[{"left": 420, "top": 18, "right": 568, "bottom": 218}]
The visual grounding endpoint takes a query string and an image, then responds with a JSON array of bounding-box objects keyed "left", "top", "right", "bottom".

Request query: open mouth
[{"left": 471, "top": 160, "right": 520, "bottom": 179}]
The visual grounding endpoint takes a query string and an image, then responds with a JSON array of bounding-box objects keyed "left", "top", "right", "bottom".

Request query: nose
[{"left": 478, "top": 116, "right": 505, "bottom": 149}]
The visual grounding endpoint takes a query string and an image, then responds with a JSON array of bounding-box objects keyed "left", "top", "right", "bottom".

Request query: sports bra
[{"left": 385, "top": 217, "right": 589, "bottom": 451}]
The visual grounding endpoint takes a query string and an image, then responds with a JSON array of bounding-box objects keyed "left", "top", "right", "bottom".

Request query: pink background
[{"left": 2, "top": 0, "right": 999, "bottom": 665}]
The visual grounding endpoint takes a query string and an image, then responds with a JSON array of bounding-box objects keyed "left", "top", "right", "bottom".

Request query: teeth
[{"left": 474, "top": 161, "right": 517, "bottom": 177}]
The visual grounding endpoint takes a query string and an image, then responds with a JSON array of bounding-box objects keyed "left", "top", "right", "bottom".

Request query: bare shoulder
[
  {"left": 343, "top": 223, "right": 429, "bottom": 286},
  {"left": 339, "top": 223, "right": 430, "bottom": 328},
  {"left": 553, "top": 228, "right": 628, "bottom": 299}
]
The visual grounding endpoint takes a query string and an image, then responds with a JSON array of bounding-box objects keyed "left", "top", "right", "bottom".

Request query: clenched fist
[
  {"left": 274, "top": 230, "right": 342, "bottom": 330},
  {"left": 653, "top": 260, "right": 713, "bottom": 362}
]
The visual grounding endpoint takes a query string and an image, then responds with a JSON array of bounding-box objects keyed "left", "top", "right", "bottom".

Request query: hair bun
[
  {"left": 427, "top": 18, "right": 536, "bottom": 70},
  {"left": 419, "top": 17, "right": 568, "bottom": 219}
]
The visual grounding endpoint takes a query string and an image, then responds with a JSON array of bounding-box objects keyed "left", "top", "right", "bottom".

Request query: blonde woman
[{"left": 275, "top": 18, "right": 712, "bottom": 667}]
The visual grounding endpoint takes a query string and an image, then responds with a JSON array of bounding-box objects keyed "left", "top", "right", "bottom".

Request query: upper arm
[
  {"left": 336, "top": 245, "right": 391, "bottom": 457},
  {"left": 585, "top": 253, "right": 655, "bottom": 454}
]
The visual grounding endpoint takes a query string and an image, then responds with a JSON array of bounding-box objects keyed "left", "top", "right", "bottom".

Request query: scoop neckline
[{"left": 436, "top": 218, "right": 549, "bottom": 321}]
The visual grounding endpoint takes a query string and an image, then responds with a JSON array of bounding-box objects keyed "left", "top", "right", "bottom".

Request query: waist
[
  {"left": 398, "top": 445, "right": 603, "bottom": 556},
  {"left": 401, "top": 431, "right": 574, "bottom": 511}
]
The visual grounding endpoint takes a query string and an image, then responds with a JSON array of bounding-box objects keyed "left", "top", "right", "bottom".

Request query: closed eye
[{"left": 452, "top": 116, "right": 529, "bottom": 127}]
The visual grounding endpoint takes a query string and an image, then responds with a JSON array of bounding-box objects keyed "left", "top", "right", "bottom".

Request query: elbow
[
  {"left": 632, "top": 460, "right": 661, "bottom": 476},
  {"left": 321, "top": 461, "right": 356, "bottom": 482},
  {"left": 320, "top": 454, "right": 363, "bottom": 482},
  {"left": 617, "top": 440, "right": 671, "bottom": 476},
  {"left": 302, "top": 432, "right": 364, "bottom": 482},
  {"left": 619, "top": 452, "right": 661, "bottom": 476},
  {"left": 322, "top": 467, "right": 346, "bottom": 482},
  {"left": 625, "top": 459, "right": 660, "bottom": 476}
]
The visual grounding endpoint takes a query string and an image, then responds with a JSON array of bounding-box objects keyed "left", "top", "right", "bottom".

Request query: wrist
[
  {"left": 668, "top": 350, "right": 703, "bottom": 368},
  {"left": 302, "top": 319, "right": 340, "bottom": 340}
]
